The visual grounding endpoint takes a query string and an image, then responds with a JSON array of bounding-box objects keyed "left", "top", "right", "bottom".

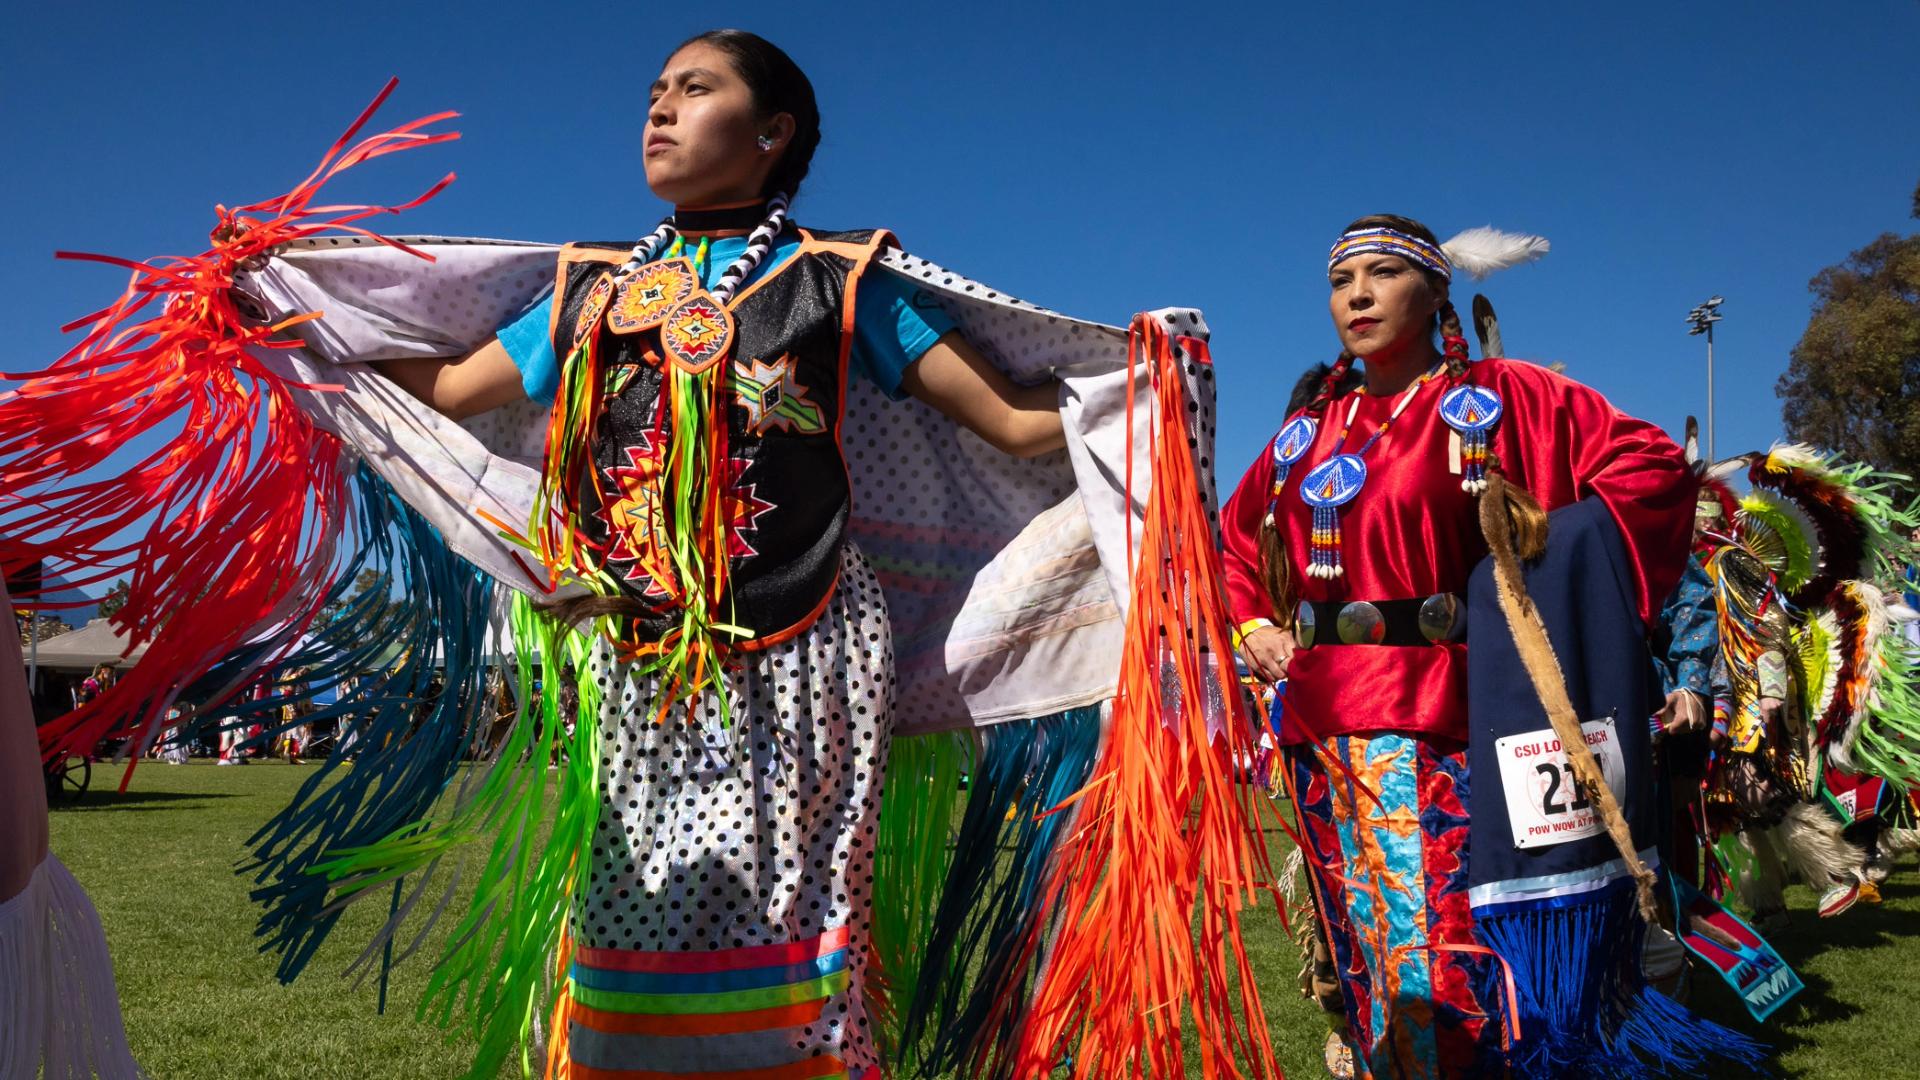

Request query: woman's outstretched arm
[
  {"left": 897, "top": 330, "right": 1065, "bottom": 458},
  {"left": 373, "top": 337, "right": 528, "bottom": 421}
]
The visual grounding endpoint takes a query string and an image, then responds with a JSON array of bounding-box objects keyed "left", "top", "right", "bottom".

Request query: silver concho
[
  {"left": 1294, "top": 600, "right": 1317, "bottom": 649},
  {"left": 1336, "top": 601, "right": 1386, "bottom": 645},
  {"left": 1418, "top": 592, "right": 1465, "bottom": 642}
]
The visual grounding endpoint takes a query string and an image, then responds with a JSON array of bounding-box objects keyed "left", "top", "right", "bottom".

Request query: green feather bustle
[
  {"left": 1737, "top": 490, "right": 1818, "bottom": 595},
  {"left": 1848, "top": 635, "right": 1920, "bottom": 789}
]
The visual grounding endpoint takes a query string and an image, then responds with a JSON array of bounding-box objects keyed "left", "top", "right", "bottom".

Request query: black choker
[{"left": 672, "top": 201, "right": 774, "bottom": 234}]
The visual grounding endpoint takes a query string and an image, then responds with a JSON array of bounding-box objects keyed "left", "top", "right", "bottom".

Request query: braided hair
[
  {"left": 1256, "top": 356, "right": 1350, "bottom": 619},
  {"left": 1298, "top": 352, "right": 1358, "bottom": 416}
]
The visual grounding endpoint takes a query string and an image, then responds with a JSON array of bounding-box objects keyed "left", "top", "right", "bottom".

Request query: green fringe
[
  {"left": 1821, "top": 457, "right": 1920, "bottom": 585},
  {"left": 1711, "top": 832, "right": 1762, "bottom": 913},
  {"left": 869, "top": 729, "right": 972, "bottom": 1070},
  {"left": 313, "top": 595, "right": 602, "bottom": 1079},
  {"left": 644, "top": 360, "right": 738, "bottom": 721},
  {"left": 535, "top": 336, "right": 600, "bottom": 589},
  {"left": 1850, "top": 633, "right": 1920, "bottom": 788}
]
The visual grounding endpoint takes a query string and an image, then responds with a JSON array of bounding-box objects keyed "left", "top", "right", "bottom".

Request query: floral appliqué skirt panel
[{"left": 1288, "top": 732, "right": 1505, "bottom": 1080}]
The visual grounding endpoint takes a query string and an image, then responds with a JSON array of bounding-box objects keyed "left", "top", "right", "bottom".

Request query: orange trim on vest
[
  {"left": 734, "top": 565, "right": 841, "bottom": 653},
  {"left": 827, "top": 229, "right": 894, "bottom": 388},
  {"left": 550, "top": 244, "right": 628, "bottom": 346}
]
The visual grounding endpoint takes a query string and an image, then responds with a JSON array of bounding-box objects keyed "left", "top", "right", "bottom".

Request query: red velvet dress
[{"left": 1222, "top": 357, "right": 1696, "bottom": 745}]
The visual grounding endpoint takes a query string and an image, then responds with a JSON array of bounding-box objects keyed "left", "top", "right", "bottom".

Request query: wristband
[{"left": 1233, "top": 618, "right": 1274, "bottom": 650}]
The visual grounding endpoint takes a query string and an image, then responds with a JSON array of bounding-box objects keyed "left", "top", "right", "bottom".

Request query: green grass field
[{"left": 45, "top": 761, "right": 1920, "bottom": 1079}]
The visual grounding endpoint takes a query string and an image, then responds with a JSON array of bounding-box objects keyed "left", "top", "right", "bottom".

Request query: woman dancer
[
  {"left": 371, "top": 29, "right": 1062, "bottom": 1078},
  {"left": 11, "top": 28, "right": 1279, "bottom": 1077},
  {"left": 1222, "top": 215, "right": 1707, "bottom": 1077}
]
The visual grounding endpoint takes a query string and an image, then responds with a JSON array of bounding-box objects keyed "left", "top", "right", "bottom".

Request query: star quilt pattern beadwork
[{"left": 731, "top": 353, "right": 826, "bottom": 436}]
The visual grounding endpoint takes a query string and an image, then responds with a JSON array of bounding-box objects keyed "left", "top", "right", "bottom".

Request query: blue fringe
[
  {"left": 188, "top": 465, "right": 498, "bottom": 985},
  {"left": 898, "top": 706, "right": 1102, "bottom": 1080},
  {"left": 1475, "top": 876, "right": 1770, "bottom": 1079}
]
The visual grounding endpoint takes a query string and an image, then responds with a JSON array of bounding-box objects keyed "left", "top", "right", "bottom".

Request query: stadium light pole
[{"left": 1687, "top": 297, "right": 1724, "bottom": 461}]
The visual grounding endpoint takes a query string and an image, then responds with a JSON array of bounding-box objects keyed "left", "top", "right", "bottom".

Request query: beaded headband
[{"left": 1327, "top": 227, "right": 1452, "bottom": 281}]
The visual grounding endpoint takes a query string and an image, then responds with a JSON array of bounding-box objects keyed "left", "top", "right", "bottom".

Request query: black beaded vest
[{"left": 547, "top": 227, "right": 891, "bottom": 650}]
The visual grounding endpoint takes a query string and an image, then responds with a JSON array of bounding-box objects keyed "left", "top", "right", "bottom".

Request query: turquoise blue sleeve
[
  {"left": 497, "top": 292, "right": 560, "bottom": 405},
  {"left": 849, "top": 268, "right": 955, "bottom": 401}
]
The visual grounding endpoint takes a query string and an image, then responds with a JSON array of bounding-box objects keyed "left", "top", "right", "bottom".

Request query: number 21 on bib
[{"left": 1494, "top": 717, "right": 1627, "bottom": 850}]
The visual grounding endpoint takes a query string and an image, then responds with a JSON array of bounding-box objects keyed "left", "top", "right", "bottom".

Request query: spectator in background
[
  {"left": 280, "top": 673, "right": 309, "bottom": 765},
  {"left": 160, "top": 703, "right": 191, "bottom": 765},
  {"left": 75, "top": 663, "right": 112, "bottom": 709}
]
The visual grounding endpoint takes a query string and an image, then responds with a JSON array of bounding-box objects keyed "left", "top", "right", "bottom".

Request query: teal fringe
[
  {"left": 187, "top": 465, "right": 498, "bottom": 985},
  {"left": 186, "top": 465, "right": 605, "bottom": 1079},
  {"left": 897, "top": 706, "right": 1103, "bottom": 1080}
]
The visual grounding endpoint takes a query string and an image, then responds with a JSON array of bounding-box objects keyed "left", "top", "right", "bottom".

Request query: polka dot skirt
[{"left": 570, "top": 542, "right": 895, "bottom": 1070}]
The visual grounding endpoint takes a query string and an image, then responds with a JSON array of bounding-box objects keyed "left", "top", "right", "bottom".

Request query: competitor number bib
[{"left": 1494, "top": 717, "right": 1627, "bottom": 850}]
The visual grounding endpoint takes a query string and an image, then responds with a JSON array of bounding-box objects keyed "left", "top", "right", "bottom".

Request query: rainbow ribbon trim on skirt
[{"left": 562, "top": 927, "right": 859, "bottom": 1080}]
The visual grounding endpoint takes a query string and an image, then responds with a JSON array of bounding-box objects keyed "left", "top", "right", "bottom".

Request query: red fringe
[
  {"left": 1817, "top": 583, "right": 1872, "bottom": 752},
  {"left": 1, "top": 80, "right": 458, "bottom": 776},
  {"left": 1008, "top": 318, "right": 1285, "bottom": 1079}
]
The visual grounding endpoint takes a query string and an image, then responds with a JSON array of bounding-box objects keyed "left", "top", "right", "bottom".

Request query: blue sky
[{"left": 6, "top": 1, "right": 1917, "bottom": 555}]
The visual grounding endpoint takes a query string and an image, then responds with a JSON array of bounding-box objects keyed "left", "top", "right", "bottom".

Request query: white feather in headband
[{"left": 1441, "top": 227, "right": 1551, "bottom": 280}]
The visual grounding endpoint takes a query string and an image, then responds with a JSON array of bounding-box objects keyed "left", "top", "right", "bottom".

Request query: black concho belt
[{"left": 1295, "top": 594, "right": 1465, "bottom": 647}]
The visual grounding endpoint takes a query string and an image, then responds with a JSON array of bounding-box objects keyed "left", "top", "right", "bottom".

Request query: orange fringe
[
  {"left": 1009, "top": 317, "right": 1282, "bottom": 1079},
  {"left": 545, "top": 932, "right": 575, "bottom": 1080}
]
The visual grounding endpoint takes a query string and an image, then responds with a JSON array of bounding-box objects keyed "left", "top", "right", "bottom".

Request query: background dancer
[{"left": 1690, "top": 445, "right": 1920, "bottom": 923}]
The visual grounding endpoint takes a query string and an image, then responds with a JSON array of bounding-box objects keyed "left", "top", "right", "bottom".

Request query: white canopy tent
[{"left": 26, "top": 618, "right": 146, "bottom": 671}]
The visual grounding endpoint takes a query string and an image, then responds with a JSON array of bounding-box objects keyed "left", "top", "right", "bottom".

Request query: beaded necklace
[
  {"left": 581, "top": 195, "right": 792, "bottom": 371},
  {"left": 1298, "top": 363, "right": 1443, "bottom": 579},
  {"left": 618, "top": 193, "right": 789, "bottom": 301}
]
